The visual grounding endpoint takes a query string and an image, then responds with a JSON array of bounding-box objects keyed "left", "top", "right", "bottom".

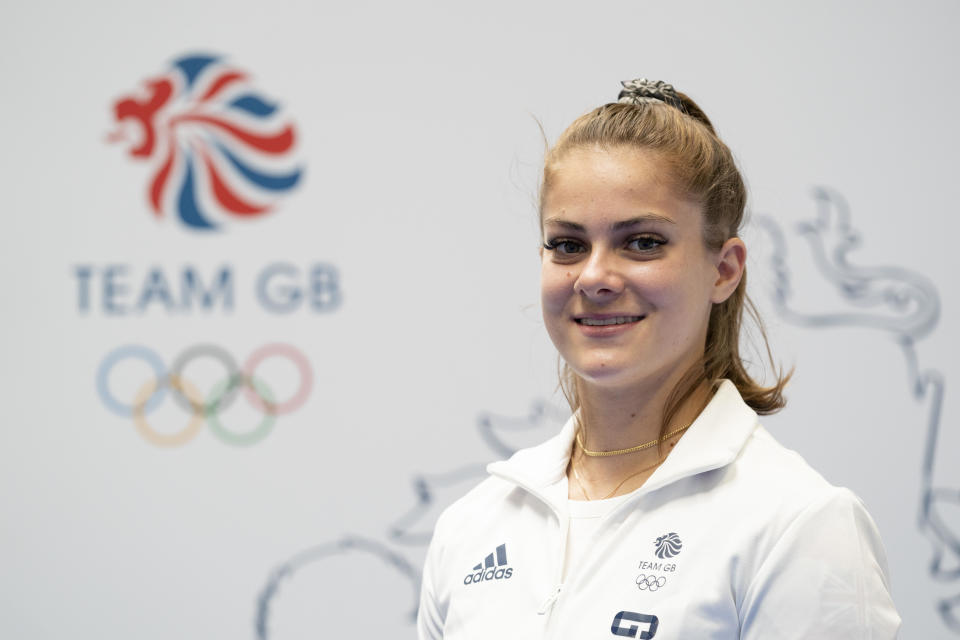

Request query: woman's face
[{"left": 540, "top": 145, "right": 739, "bottom": 394}]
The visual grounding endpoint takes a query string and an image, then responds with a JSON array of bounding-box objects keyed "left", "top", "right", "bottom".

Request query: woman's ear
[{"left": 711, "top": 237, "right": 746, "bottom": 304}]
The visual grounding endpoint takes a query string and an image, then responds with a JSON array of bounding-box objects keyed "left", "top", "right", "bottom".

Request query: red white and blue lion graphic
[{"left": 109, "top": 54, "right": 302, "bottom": 230}]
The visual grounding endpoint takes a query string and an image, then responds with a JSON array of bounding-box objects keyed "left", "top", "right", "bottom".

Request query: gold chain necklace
[
  {"left": 576, "top": 423, "right": 692, "bottom": 457},
  {"left": 570, "top": 454, "right": 663, "bottom": 500}
]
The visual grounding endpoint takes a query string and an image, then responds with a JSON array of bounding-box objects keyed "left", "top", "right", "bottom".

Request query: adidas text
[
  {"left": 464, "top": 543, "right": 514, "bottom": 585},
  {"left": 464, "top": 566, "right": 514, "bottom": 585}
]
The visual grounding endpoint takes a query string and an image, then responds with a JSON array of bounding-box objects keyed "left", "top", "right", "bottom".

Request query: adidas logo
[{"left": 463, "top": 543, "right": 514, "bottom": 585}]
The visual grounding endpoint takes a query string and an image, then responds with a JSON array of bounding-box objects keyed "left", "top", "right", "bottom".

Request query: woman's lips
[{"left": 574, "top": 315, "right": 644, "bottom": 337}]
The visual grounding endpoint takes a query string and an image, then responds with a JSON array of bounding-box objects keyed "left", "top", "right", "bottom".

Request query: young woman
[{"left": 417, "top": 79, "right": 901, "bottom": 639}]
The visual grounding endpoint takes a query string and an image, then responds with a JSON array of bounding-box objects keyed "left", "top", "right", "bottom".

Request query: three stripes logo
[{"left": 463, "top": 543, "right": 514, "bottom": 585}]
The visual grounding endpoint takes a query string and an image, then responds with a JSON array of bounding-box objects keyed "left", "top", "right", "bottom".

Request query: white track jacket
[{"left": 417, "top": 380, "right": 901, "bottom": 639}]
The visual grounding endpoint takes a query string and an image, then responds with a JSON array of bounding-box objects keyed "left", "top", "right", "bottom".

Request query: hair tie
[{"left": 617, "top": 78, "right": 683, "bottom": 110}]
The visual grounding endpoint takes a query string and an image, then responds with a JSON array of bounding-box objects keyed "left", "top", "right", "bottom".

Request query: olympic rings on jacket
[
  {"left": 97, "top": 343, "right": 313, "bottom": 447},
  {"left": 635, "top": 574, "right": 666, "bottom": 591}
]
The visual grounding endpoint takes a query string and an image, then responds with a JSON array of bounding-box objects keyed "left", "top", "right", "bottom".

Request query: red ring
[{"left": 242, "top": 343, "right": 313, "bottom": 414}]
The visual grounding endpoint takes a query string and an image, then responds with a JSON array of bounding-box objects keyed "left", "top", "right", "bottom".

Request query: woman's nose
[{"left": 574, "top": 248, "right": 624, "bottom": 298}]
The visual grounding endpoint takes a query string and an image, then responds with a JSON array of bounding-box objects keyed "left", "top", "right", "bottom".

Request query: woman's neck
[
  {"left": 577, "top": 381, "right": 667, "bottom": 453},
  {"left": 577, "top": 370, "right": 711, "bottom": 450},
  {"left": 568, "top": 374, "right": 714, "bottom": 499}
]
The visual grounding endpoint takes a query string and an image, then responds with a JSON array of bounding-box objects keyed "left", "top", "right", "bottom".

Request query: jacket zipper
[
  {"left": 537, "top": 583, "right": 563, "bottom": 615},
  {"left": 487, "top": 467, "right": 571, "bottom": 630}
]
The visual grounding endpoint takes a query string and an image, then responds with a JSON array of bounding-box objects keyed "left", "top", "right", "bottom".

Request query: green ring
[{"left": 206, "top": 375, "right": 277, "bottom": 446}]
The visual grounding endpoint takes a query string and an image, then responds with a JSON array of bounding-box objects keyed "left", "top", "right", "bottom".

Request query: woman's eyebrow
[
  {"left": 611, "top": 214, "right": 676, "bottom": 230},
  {"left": 542, "top": 213, "right": 676, "bottom": 232}
]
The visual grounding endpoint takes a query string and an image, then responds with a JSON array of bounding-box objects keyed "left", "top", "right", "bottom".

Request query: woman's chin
[
  {"left": 570, "top": 361, "right": 645, "bottom": 389},
  {"left": 569, "top": 357, "right": 684, "bottom": 395}
]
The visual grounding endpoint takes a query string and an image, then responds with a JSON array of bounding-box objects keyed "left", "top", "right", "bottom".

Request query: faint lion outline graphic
[
  {"left": 254, "top": 402, "right": 567, "bottom": 639},
  {"left": 108, "top": 53, "right": 303, "bottom": 230},
  {"left": 756, "top": 187, "right": 956, "bottom": 634}
]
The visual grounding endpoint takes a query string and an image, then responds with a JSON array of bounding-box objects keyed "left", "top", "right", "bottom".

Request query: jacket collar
[{"left": 487, "top": 379, "right": 760, "bottom": 502}]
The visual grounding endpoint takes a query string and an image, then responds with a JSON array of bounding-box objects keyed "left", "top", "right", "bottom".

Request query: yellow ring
[{"left": 132, "top": 374, "right": 205, "bottom": 447}]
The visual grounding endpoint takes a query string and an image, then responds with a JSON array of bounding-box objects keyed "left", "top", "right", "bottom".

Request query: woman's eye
[
  {"left": 626, "top": 235, "right": 666, "bottom": 252},
  {"left": 544, "top": 239, "right": 585, "bottom": 256}
]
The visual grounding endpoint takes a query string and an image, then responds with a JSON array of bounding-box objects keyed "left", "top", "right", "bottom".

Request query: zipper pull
[{"left": 537, "top": 584, "right": 563, "bottom": 615}]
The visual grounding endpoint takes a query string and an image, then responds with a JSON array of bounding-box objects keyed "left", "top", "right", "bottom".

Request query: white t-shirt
[{"left": 564, "top": 492, "right": 632, "bottom": 581}]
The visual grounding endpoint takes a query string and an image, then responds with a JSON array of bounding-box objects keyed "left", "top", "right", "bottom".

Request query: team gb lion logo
[{"left": 108, "top": 54, "right": 303, "bottom": 230}]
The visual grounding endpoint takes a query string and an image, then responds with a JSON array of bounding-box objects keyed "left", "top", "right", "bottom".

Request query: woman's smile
[{"left": 574, "top": 313, "right": 645, "bottom": 337}]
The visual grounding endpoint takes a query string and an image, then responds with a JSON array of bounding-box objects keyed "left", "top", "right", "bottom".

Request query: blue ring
[{"left": 96, "top": 345, "right": 167, "bottom": 417}]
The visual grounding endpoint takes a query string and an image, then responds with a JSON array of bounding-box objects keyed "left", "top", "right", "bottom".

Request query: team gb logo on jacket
[
  {"left": 654, "top": 532, "right": 682, "bottom": 559},
  {"left": 108, "top": 53, "right": 303, "bottom": 230}
]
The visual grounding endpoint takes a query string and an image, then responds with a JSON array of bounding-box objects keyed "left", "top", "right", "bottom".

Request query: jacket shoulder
[
  {"left": 431, "top": 474, "right": 519, "bottom": 539},
  {"left": 735, "top": 425, "right": 842, "bottom": 508}
]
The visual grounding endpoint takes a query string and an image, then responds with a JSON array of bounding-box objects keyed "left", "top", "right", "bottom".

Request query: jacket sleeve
[
  {"left": 417, "top": 522, "right": 447, "bottom": 639},
  {"left": 739, "top": 487, "right": 901, "bottom": 639}
]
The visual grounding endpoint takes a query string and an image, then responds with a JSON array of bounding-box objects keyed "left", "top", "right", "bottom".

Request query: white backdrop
[{"left": 1, "top": 1, "right": 958, "bottom": 638}]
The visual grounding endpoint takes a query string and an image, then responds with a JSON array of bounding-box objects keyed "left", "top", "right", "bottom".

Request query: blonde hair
[{"left": 540, "top": 92, "right": 790, "bottom": 439}]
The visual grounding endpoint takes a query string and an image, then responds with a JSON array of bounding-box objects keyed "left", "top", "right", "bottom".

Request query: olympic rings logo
[
  {"left": 635, "top": 574, "right": 666, "bottom": 592},
  {"left": 97, "top": 343, "right": 312, "bottom": 447}
]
